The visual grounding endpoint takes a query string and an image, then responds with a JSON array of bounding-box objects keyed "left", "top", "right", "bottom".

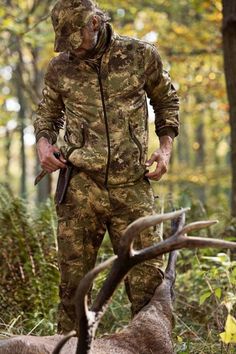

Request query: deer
[{"left": 1, "top": 208, "right": 236, "bottom": 354}]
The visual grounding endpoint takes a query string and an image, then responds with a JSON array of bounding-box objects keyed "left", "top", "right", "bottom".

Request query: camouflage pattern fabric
[
  {"left": 51, "top": 0, "right": 97, "bottom": 52},
  {"left": 56, "top": 171, "right": 163, "bottom": 333},
  {"left": 34, "top": 22, "right": 179, "bottom": 187}
]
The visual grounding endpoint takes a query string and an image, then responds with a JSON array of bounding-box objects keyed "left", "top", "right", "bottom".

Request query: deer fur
[{"left": 89, "top": 253, "right": 177, "bottom": 354}]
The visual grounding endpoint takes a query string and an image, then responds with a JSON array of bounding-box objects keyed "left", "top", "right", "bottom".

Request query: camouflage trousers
[{"left": 56, "top": 171, "right": 163, "bottom": 334}]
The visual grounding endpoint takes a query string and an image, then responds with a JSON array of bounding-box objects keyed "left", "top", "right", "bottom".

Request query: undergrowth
[{"left": 0, "top": 184, "right": 59, "bottom": 336}]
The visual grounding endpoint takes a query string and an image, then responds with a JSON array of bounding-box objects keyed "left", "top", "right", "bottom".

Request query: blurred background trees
[
  {"left": 0, "top": 0, "right": 231, "bottom": 209},
  {"left": 1, "top": 0, "right": 236, "bottom": 353}
]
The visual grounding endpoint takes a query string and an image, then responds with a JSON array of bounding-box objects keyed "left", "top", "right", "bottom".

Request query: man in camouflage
[{"left": 34, "top": 0, "right": 179, "bottom": 333}]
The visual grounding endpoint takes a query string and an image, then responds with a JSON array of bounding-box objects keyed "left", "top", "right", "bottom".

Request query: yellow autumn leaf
[
  {"left": 225, "top": 314, "right": 236, "bottom": 334},
  {"left": 219, "top": 315, "right": 236, "bottom": 344},
  {"left": 220, "top": 331, "right": 232, "bottom": 344},
  {"left": 177, "top": 336, "right": 183, "bottom": 343},
  {"left": 220, "top": 332, "right": 236, "bottom": 344}
]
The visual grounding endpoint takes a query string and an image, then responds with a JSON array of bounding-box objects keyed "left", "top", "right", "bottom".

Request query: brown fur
[{"left": 0, "top": 276, "right": 174, "bottom": 354}]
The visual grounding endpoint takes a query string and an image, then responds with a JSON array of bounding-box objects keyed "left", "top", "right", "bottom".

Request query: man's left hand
[{"left": 145, "top": 135, "right": 173, "bottom": 181}]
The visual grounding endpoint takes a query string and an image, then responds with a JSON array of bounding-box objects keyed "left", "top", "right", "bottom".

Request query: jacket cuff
[
  {"left": 157, "top": 127, "right": 177, "bottom": 140},
  {"left": 36, "top": 131, "right": 57, "bottom": 144}
]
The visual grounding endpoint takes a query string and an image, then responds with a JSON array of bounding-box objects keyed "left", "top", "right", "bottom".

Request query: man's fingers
[
  {"left": 41, "top": 154, "right": 66, "bottom": 171},
  {"left": 52, "top": 154, "right": 67, "bottom": 168},
  {"left": 52, "top": 150, "right": 67, "bottom": 164},
  {"left": 145, "top": 153, "right": 158, "bottom": 167},
  {"left": 145, "top": 163, "right": 167, "bottom": 180},
  {"left": 53, "top": 150, "right": 67, "bottom": 164},
  {"left": 145, "top": 170, "right": 162, "bottom": 179},
  {"left": 59, "top": 156, "right": 67, "bottom": 163}
]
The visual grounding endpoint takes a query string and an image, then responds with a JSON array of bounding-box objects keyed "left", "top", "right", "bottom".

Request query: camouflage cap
[{"left": 51, "top": 0, "right": 97, "bottom": 52}]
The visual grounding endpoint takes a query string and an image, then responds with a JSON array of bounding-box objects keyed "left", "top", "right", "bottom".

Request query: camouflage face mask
[{"left": 51, "top": 0, "right": 97, "bottom": 52}]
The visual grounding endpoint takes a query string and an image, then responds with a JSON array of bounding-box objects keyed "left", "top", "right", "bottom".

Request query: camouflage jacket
[{"left": 34, "top": 25, "right": 179, "bottom": 187}]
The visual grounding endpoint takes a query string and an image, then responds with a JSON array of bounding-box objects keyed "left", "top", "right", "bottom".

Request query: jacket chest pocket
[{"left": 108, "top": 72, "right": 142, "bottom": 98}]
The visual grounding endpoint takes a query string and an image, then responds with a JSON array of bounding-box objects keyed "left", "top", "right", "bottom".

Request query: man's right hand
[{"left": 37, "top": 137, "right": 67, "bottom": 173}]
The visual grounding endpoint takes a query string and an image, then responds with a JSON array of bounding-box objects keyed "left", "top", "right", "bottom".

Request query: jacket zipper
[
  {"left": 96, "top": 66, "right": 111, "bottom": 187},
  {"left": 129, "top": 124, "right": 143, "bottom": 164}
]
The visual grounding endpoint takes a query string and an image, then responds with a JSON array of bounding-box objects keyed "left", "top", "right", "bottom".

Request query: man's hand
[
  {"left": 37, "top": 137, "right": 67, "bottom": 173},
  {"left": 145, "top": 135, "right": 173, "bottom": 181}
]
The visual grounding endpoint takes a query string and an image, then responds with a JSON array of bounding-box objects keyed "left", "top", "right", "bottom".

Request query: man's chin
[
  {"left": 71, "top": 47, "right": 95, "bottom": 59},
  {"left": 71, "top": 49, "right": 86, "bottom": 58}
]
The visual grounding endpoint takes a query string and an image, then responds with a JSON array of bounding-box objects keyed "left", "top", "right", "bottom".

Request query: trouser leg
[
  {"left": 108, "top": 178, "right": 163, "bottom": 316},
  {"left": 56, "top": 172, "right": 108, "bottom": 333}
]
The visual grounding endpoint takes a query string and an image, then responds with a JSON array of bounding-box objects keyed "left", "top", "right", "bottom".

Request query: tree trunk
[
  {"left": 31, "top": 46, "right": 52, "bottom": 203},
  {"left": 5, "top": 128, "right": 11, "bottom": 180},
  {"left": 176, "top": 117, "right": 190, "bottom": 165},
  {"left": 222, "top": 1, "right": 236, "bottom": 216},
  {"left": 195, "top": 120, "right": 205, "bottom": 169},
  {"left": 15, "top": 61, "right": 27, "bottom": 199}
]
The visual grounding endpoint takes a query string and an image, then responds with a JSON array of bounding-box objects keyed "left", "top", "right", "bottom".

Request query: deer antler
[
  {"left": 75, "top": 255, "right": 117, "bottom": 322},
  {"left": 118, "top": 208, "right": 190, "bottom": 258},
  {"left": 91, "top": 209, "right": 189, "bottom": 314},
  {"left": 75, "top": 256, "right": 117, "bottom": 354},
  {"left": 133, "top": 219, "right": 236, "bottom": 264},
  {"left": 89, "top": 210, "right": 236, "bottom": 333},
  {"left": 52, "top": 331, "right": 77, "bottom": 354},
  {"left": 52, "top": 257, "right": 117, "bottom": 354},
  {"left": 74, "top": 209, "right": 190, "bottom": 354}
]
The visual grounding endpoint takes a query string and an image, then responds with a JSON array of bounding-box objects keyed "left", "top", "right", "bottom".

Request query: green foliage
[
  {"left": 0, "top": 184, "right": 59, "bottom": 336},
  {"left": 173, "top": 210, "right": 236, "bottom": 353},
  {"left": 174, "top": 249, "right": 236, "bottom": 353}
]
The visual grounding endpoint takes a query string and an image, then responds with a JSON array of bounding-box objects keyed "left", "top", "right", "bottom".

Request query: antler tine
[
  {"left": 119, "top": 208, "right": 190, "bottom": 257},
  {"left": 165, "top": 251, "right": 178, "bottom": 280},
  {"left": 164, "top": 212, "right": 183, "bottom": 282},
  {"left": 76, "top": 255, "right": 117, "bottom": 321},
  {"left": 75, "top": 255, "right": 117, "bottom": 354},
  {"left": 52, "top": 256, "right": 117, "bottom": 354},
  {"left": 182, "top": 237, "right": 236, "bottom": 250},
  {"left": 171, "top": 211, "right": 185, "bottom": 234},
  {"left": 52, "top": 331, "right": 76, "bottom": 354},
  {"left": 133, "top": 228, "right": 236, "bottom": 265},
  {"left": 180, "top": 220, "right": 219, "bottom": 235}
]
